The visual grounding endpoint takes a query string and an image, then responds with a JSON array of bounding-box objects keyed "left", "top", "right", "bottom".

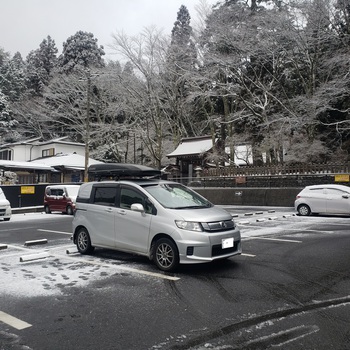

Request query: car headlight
[{"left": 175, "top": 220, "right": 203, "bottom": 232}]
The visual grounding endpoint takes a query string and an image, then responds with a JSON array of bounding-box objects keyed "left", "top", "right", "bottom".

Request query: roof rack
[{"left": 88, "top": 163, "right": 161, "bottom": 181}]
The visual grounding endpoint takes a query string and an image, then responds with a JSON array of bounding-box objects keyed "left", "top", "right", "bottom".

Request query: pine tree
[
  {"left": 169, "top": 5, "right": 197, "bottom": 71},
  {"left": 0, "top": 50, "right": 26, "bottom": 101},
  {"left": 58, "top": 31, "right": 105, "bottom": 73},
  {"left": 26, "top": 36, "right": 58, "bottom": 95}
]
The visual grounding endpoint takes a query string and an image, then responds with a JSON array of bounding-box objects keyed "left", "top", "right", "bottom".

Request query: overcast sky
[{"left": 1, "top": 0, "right": 218, "bottom": 61}]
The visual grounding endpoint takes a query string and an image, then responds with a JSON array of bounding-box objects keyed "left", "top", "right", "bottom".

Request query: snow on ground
[
  {"left": 1, "top": 210, "right": 349, "bottom": 299},
  {"left": 0, "top": 245, "right": 117, "bottom": 298},
  {"left": 9, "top": 211, "right": 67, "bottom": 222}
]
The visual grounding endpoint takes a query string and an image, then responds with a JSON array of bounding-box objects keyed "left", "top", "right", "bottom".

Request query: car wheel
[
  {"left": 66, "top": 205, "right": 73, "bottom": 215},
  {"left": 298, "top": 204, "right": 311, "bottom": 216},
  {"left": 76, "top": 227, "right": 94, "bottom": 254},
  {"left": 153, "top": 238, "right": 179, "bottom": 272},
  {"left": 44, "top": 205, "right": 51, "bottom": 214}
]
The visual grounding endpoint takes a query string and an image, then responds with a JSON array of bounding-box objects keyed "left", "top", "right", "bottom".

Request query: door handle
[
  {"left": 104, "top": 208, "right": 113, "bottom": 213},
  {"left": 117, "top": 210, "right": 126, "bottom": 215}
]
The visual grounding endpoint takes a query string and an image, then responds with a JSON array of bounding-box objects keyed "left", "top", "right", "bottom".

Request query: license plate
[{"left": 222, "top": 237, "right": 234, "bottom": 249}]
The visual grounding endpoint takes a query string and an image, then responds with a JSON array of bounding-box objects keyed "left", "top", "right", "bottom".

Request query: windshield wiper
[{"left": 175, "top": 205, "right": 210, "bottom": 209}]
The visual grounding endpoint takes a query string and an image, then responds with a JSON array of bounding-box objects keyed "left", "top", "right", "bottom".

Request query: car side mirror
[{"left": 131, "top": 203, "right": 145, "bottom": 213}]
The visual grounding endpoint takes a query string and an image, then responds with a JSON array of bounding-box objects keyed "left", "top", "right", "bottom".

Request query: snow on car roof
[{"left": 306, "top": 184, "right": 350, "bottom": 192}]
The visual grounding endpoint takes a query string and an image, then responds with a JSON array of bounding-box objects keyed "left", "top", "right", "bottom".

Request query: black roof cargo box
[{"left": 88, "top": 163, "right": 161, "bottom": 180}]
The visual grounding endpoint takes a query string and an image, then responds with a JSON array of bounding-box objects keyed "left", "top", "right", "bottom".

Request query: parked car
[
  {"left": 44, "top": 184, "right": 80, "bottom": 215},
  {"left": 295, "top": 184, "right": 350, "bottom": 216},
  {"left": 72, "top": 164, "right": 241, "bottom": 271},
  {"left": 0, "top": 187, "right": 11, "bottom": 221}
]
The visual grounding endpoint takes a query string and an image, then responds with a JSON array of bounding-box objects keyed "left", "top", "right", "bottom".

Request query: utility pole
[{"left": 84, "top": 69, "right": 91, "bottom": 182}]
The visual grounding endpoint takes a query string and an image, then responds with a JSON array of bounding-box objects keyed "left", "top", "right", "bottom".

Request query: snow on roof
[
  {"left": 31, "top": 153, "right": 103, "bottom": 170},
  {"left": 167, "top": 137, "right": 217, "bottom": 158},
  {"left": 0, "top": 137, "right": 85, "bottom": 149},
  {"left": 37, "top": 137, "right": 85, "bottom": 147},
  {"left": 0, "top": 160, "right": 54, "bottom": 171},
  {"left": 0, "top": 137, "right": 42, "bottom": 148}
]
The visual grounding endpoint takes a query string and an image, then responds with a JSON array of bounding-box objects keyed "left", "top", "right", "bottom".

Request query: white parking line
[
  {"left": 251, "top": 237, "right": 302, "bottom": 243},
  {"left": 241, "top": 253, "right": 256, "bottom": 257},
  {"left": 50, "top": 252, "right": 181, "bottom": 281},
  {"left": 6, "top": 244, "right": 35, "bottom": 252},
  {"left": 3, "top": 245, "right": 180, "bottom": 281},
  {"left": 37, "top": 229, "right": 71, "bottom": 235},
  {"left": 0, "top": 311, "right": 32, "bottom": 330},
  {"left": 284, "top": 228, "right": 335, "bottom": 234}
]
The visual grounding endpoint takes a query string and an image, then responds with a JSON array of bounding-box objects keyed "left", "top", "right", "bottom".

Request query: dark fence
[
  {"left": 1, "top": 184, "right": 47, "bottom": 208},
  {"left": 205, "top": 162, "right": 350, "bottom": 177},
  {"left": 185, "top": 174, "right": 349, "bottom": 188},
  {"left": 1, "top": 183, "right": 80, "bottom": 209},
  {"left": 1, "top": 167, "right": 349, "bottom": 208}
]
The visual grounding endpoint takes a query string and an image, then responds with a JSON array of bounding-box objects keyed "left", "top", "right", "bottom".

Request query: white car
[
  {"left": 72, "top": 164, "right": 242, "bottom": 272},
  {"left": 0, "top": 187, "right": 11, "bottom": 221},
  {"left": 295, "top": 184, "right": 350, "bottom": 216}
]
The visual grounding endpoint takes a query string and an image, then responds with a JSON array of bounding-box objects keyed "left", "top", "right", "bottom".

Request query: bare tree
[{"left": 110, "top": 27, "right": 173, "bottom": 168}]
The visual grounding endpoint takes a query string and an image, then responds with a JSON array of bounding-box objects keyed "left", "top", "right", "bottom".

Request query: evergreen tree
[
  {"left": 0, "top": 50, "right": 26, "bottom": 101},
  {"left": 0, "top": 89, "right": 19, "bottom": 140},
  {"left": 58, "top": 31, "right": 105, "bottom": 73},
  {"left": 0, "top": 90, "right": 12, "bottom": 123},
  {"left": 170, "top": 5, "right": 197, "bottom": 71},
  {"left": 25, "top": 36, "right": 58, "bottom": 95},
  {"left": 164, "top": 5, "right": 200, "bottom": 143}
]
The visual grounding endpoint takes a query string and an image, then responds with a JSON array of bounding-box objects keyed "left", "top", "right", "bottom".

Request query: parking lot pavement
[
  {"left": 221, "top": 206, "right": 296, "bottom": 228},
  {"left": 1, "top": 208, "right": 349, "bottom": 301},
  {"left": 219, "top": 205, "right": 350, "bottom": 239}
]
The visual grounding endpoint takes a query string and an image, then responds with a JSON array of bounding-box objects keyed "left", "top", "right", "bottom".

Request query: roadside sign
[
  {"left": 21, "top": 186, "right": 35, "bottom": 194},
  {"left": 335, "top": 174, "right": 350, "bottom": 182}
]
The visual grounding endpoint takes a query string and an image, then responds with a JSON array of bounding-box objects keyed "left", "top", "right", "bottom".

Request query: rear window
[{"left": 51, "top": 188, "right": 64, "bottom": 196}]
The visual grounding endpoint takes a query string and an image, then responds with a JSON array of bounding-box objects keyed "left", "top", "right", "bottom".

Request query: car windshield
[
  {"left": 0, "top": 189, "right": 6, "bottom": 200},
  {"left": 144, "top": 183, "right": 213, "bottom": 209}
]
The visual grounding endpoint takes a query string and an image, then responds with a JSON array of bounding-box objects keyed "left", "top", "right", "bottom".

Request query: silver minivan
[{"left": 72, "top": 179, "right": 242, "bottom": 271}]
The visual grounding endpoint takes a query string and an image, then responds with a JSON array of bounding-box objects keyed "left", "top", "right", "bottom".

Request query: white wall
[{"left": 12, "top": 142, "right": 85, "bottom": 161}]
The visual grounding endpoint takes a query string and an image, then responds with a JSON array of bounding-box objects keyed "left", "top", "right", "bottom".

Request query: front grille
[
  {"left": 0, "top": 209, "right": 5, "bottom": 216},
  {"left": 212, "top": 240, "right": 240, "bottom": 257},
  {"left": 202, "top": 219, "right": 235, "bottom": 232}
]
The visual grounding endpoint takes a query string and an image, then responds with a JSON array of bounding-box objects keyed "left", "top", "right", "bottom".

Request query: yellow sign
[
  {"left": 21, "top": 186, "right": 35, "bottom": 194},
  {"left": 335, "top": 174, "right": 350, "bottom": 182}
]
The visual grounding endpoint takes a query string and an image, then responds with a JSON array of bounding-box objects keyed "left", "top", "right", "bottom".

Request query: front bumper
[{"left": 177, "top": 228, "right": 242, "bottom": 264}]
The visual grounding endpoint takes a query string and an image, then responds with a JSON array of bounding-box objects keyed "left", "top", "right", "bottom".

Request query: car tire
[
  {"left": 153, "top": 238, "right": 179, "bottom": 272},
  {"left": 66, "top": 205, "right": 73, "bottom": 215},
  {"left": 76, "top": 227, "right": 94, "bottom": 254},
  {"left": 298, "top": 204, "right": 311, "bottom": 216},
  {"left": 44, "top": 205, "right": 51, "bottom": 214}
]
